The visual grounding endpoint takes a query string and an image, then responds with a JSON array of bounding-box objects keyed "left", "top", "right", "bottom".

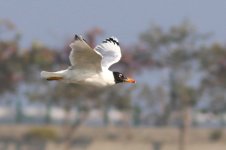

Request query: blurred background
[{"left": 0, "top": 0, "right": 226, "bottom": 150}]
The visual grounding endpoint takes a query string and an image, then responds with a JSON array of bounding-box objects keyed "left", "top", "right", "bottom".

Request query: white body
[
  {"left": 40, "top": 35, "right": 121, "bottom": 87},
  {"left": 41, "top": 68, "right": 115, "bottom": 87}
]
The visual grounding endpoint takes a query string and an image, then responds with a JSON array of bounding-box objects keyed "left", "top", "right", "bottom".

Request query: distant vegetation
[{"left": 1, "top": 19, "right": 226, "bottom": 126}]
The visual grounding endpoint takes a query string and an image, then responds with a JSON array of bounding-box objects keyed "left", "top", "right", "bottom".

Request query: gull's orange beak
[{"left": 124, "top": 77, "right": 136, "bottom": 83}]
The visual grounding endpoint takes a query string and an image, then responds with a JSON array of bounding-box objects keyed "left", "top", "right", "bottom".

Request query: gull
[{"left": 41, "top": 35, "right": 135, "bottom": 87}]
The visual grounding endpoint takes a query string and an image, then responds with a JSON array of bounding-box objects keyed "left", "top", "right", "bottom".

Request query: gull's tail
[{"left": 41, "top": 71, "right": 64, "bottom": 81}]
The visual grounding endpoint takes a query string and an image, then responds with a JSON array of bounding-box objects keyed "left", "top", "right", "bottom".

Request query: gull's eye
[{"left": 119, "top": 74, "right": 123, "bottom": 78}]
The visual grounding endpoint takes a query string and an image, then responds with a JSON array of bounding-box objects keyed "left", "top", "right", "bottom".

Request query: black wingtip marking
[
  {"left": 74, "top": 34, "right": 79, "bottom": 40},
  {"left": 74, "top": 34, "right": 87, "bottom": 42},
  {"left": 103, "top": 37, "right": 119, "bottom": 45}
]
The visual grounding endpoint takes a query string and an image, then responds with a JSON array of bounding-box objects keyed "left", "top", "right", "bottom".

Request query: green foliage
[
  {"left": 209, "top": 129, "right": 223, "bottom": 141},
  {"left": 25, "top": 127, "right": 58, "bottom": 141},
  {"left": 140, "top": 21, "right": 197, "bottom": 49},
  {"left": 176, "top": 84, "right": 198, "bottom": 107},
  {"left": 1, "top": 19, "right": 226, "bottom": 126},
  {"left": 133, "top": 105, "right": 141, "bottom": 126}
]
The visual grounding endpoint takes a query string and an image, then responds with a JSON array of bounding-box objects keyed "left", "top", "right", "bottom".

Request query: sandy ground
[
  {"left": 0, "top": 125, "right": 225, "bottom": 150},
  {"left": 88, "top": 141, "right": 226, "bottom": 150}
]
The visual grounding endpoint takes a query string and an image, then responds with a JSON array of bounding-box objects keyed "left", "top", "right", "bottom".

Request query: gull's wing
[
  {"left": 94, "top": 37, "right": 121, "bottom": 70},
  {"left": 69, "top": 35, "right": 102, "bottom": 72}
]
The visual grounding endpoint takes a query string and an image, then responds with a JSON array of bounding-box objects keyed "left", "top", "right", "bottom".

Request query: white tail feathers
[{"left": 41, "top": 71, "right": 63, "bottom": 81}]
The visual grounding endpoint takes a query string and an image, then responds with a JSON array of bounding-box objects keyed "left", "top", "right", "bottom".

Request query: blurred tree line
[
  {"left": 2, "top": 18, "right": 226, "bottom": 150},
  {"left": 1, "top": 19, "right": 226, "bottom": 126}
]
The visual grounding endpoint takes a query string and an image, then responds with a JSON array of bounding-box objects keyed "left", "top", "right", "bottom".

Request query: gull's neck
[{"left": 101, "top": 70, "right": 115, "bottom": 85}]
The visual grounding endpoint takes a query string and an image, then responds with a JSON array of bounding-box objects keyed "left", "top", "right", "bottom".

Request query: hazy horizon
[{"left": 1, "top": 0, "right": 226, "bottom": 48}]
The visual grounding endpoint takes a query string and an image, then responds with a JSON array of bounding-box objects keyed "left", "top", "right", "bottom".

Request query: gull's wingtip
[
  {"left": 74, "top": 34, "right": 83, "bottom": 40},
  {"left": 74, "top": 34, "right": 79, "bottom": 40}
]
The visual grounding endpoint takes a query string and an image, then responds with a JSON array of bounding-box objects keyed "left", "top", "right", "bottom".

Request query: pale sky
[{"left": 0, "top": 0, "right": 226, "bottom": 48}]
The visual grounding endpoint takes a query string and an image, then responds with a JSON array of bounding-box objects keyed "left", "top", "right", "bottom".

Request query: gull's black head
[{"left": 113, "top": 72, "right": 136, "bottom": 84}]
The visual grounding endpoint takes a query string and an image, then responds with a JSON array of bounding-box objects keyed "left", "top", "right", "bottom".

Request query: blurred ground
[
  {"left": 1, "top": 2, "right": 226, "bottom": 149},
  {"left": 0, "top": 125, "right": 225, "bottom": 150}
]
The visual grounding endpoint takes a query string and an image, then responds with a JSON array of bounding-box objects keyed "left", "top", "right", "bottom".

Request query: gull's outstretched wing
[
  {"left": 94, "top": 37, "right": 121, "bottom": 70},
  {"left": 69, "top": 35, "right": 102, "bottom": 72}
]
